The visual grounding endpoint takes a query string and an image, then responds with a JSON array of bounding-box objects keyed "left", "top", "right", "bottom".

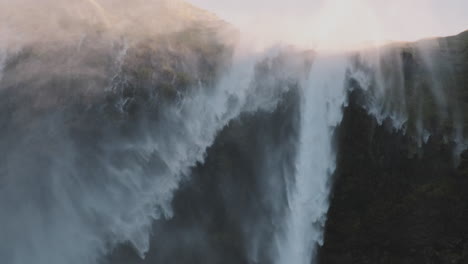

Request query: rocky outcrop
[
  {"left": 319, "top": 90, "right": 468, "bottom": 264},
  {"left": 319, "top": 30, "right": 468, "bottom": 264}
]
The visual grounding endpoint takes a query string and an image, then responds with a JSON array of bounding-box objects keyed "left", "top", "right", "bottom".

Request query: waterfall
[
  {"left": 0, "top": 31, "right": 296, "bottom": 264},
  {"left": 347, "top": 42, "right": 466, "bottom": 156},
  {"left": 275, "top": 38, "right": 466, "bottom": 263},
  {"left": 275, "top": 54, "right": 348, "bottom": 264},
  {"left": 0, "top": 49, "right": 252, "bottom": 264},
  {"left": 1, "top": 1, "right": 466, "bottom": 264}
]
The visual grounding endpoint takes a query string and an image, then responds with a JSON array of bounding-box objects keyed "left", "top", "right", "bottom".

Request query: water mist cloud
[{"left": 188, "top": 0, "right": 468, "bottom": 50}]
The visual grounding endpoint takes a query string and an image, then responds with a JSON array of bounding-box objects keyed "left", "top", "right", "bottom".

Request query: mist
[
  {"left": 1, "top": 1, "right": 467, "bottom": 264},
  {"left": 188, "top": 0, "right": 468, "bottom": 50}
]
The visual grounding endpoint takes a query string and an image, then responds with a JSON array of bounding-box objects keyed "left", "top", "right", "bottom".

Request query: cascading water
[
  {"left": 0, "top": 1, "right": 261, "bottom": 263},
  {"left": 0, "top": 8, "right": 301, "bottom": 262},
  {"left": 1, "top": 1, "right": 466, "bottom": 264},
  {"left": 274, "top": 39, "right": 466, "bottom": 263},
  {"left": 0, "top": 50, "right": 250, "bottom": 264},
  {"left": 275, "top": 54, "right": 348, "bottom": 264}
]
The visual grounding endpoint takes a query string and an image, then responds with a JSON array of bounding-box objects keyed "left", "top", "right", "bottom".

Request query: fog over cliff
[{"left": 1, "top": 1, "right": 467, "bottom": 264}]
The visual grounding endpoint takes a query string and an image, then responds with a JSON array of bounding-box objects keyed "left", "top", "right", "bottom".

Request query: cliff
[
  {"left": 2, "top": 1, "right": 468, "bottom": 263},
  {"left": 0, "top": 1, "right": 239, "bottom": 263},
  {"left": 106, "top": 30, "right": 468, "bottom": 264},
  {"left": 319, "top": 30, "right": 468, "bottom": 264}
]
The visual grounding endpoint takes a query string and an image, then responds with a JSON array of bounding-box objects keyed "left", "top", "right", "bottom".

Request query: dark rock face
[
  {"left": 319, "top": 91, "right": 468, "bottom": 264},
  {"left": 318, "top": 31, "right": 468, "bottom": 264}
]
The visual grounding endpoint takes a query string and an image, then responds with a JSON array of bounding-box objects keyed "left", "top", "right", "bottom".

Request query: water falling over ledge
[{"left": 0, "top": 1, "right": 467, "bottom": 264}]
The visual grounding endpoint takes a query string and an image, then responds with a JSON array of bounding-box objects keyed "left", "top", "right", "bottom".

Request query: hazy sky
[{"left": 186, "top": 0, "right": 468, "bottom": 50}]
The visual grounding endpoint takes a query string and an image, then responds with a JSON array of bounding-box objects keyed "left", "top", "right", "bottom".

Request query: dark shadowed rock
[{"left": 319, "top": 30, "right": 468, "bottom": 264}]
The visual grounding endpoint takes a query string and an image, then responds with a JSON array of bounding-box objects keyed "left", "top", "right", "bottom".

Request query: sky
[{"left": 186, "top": 0, "right": 468, "bottom": 50}]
